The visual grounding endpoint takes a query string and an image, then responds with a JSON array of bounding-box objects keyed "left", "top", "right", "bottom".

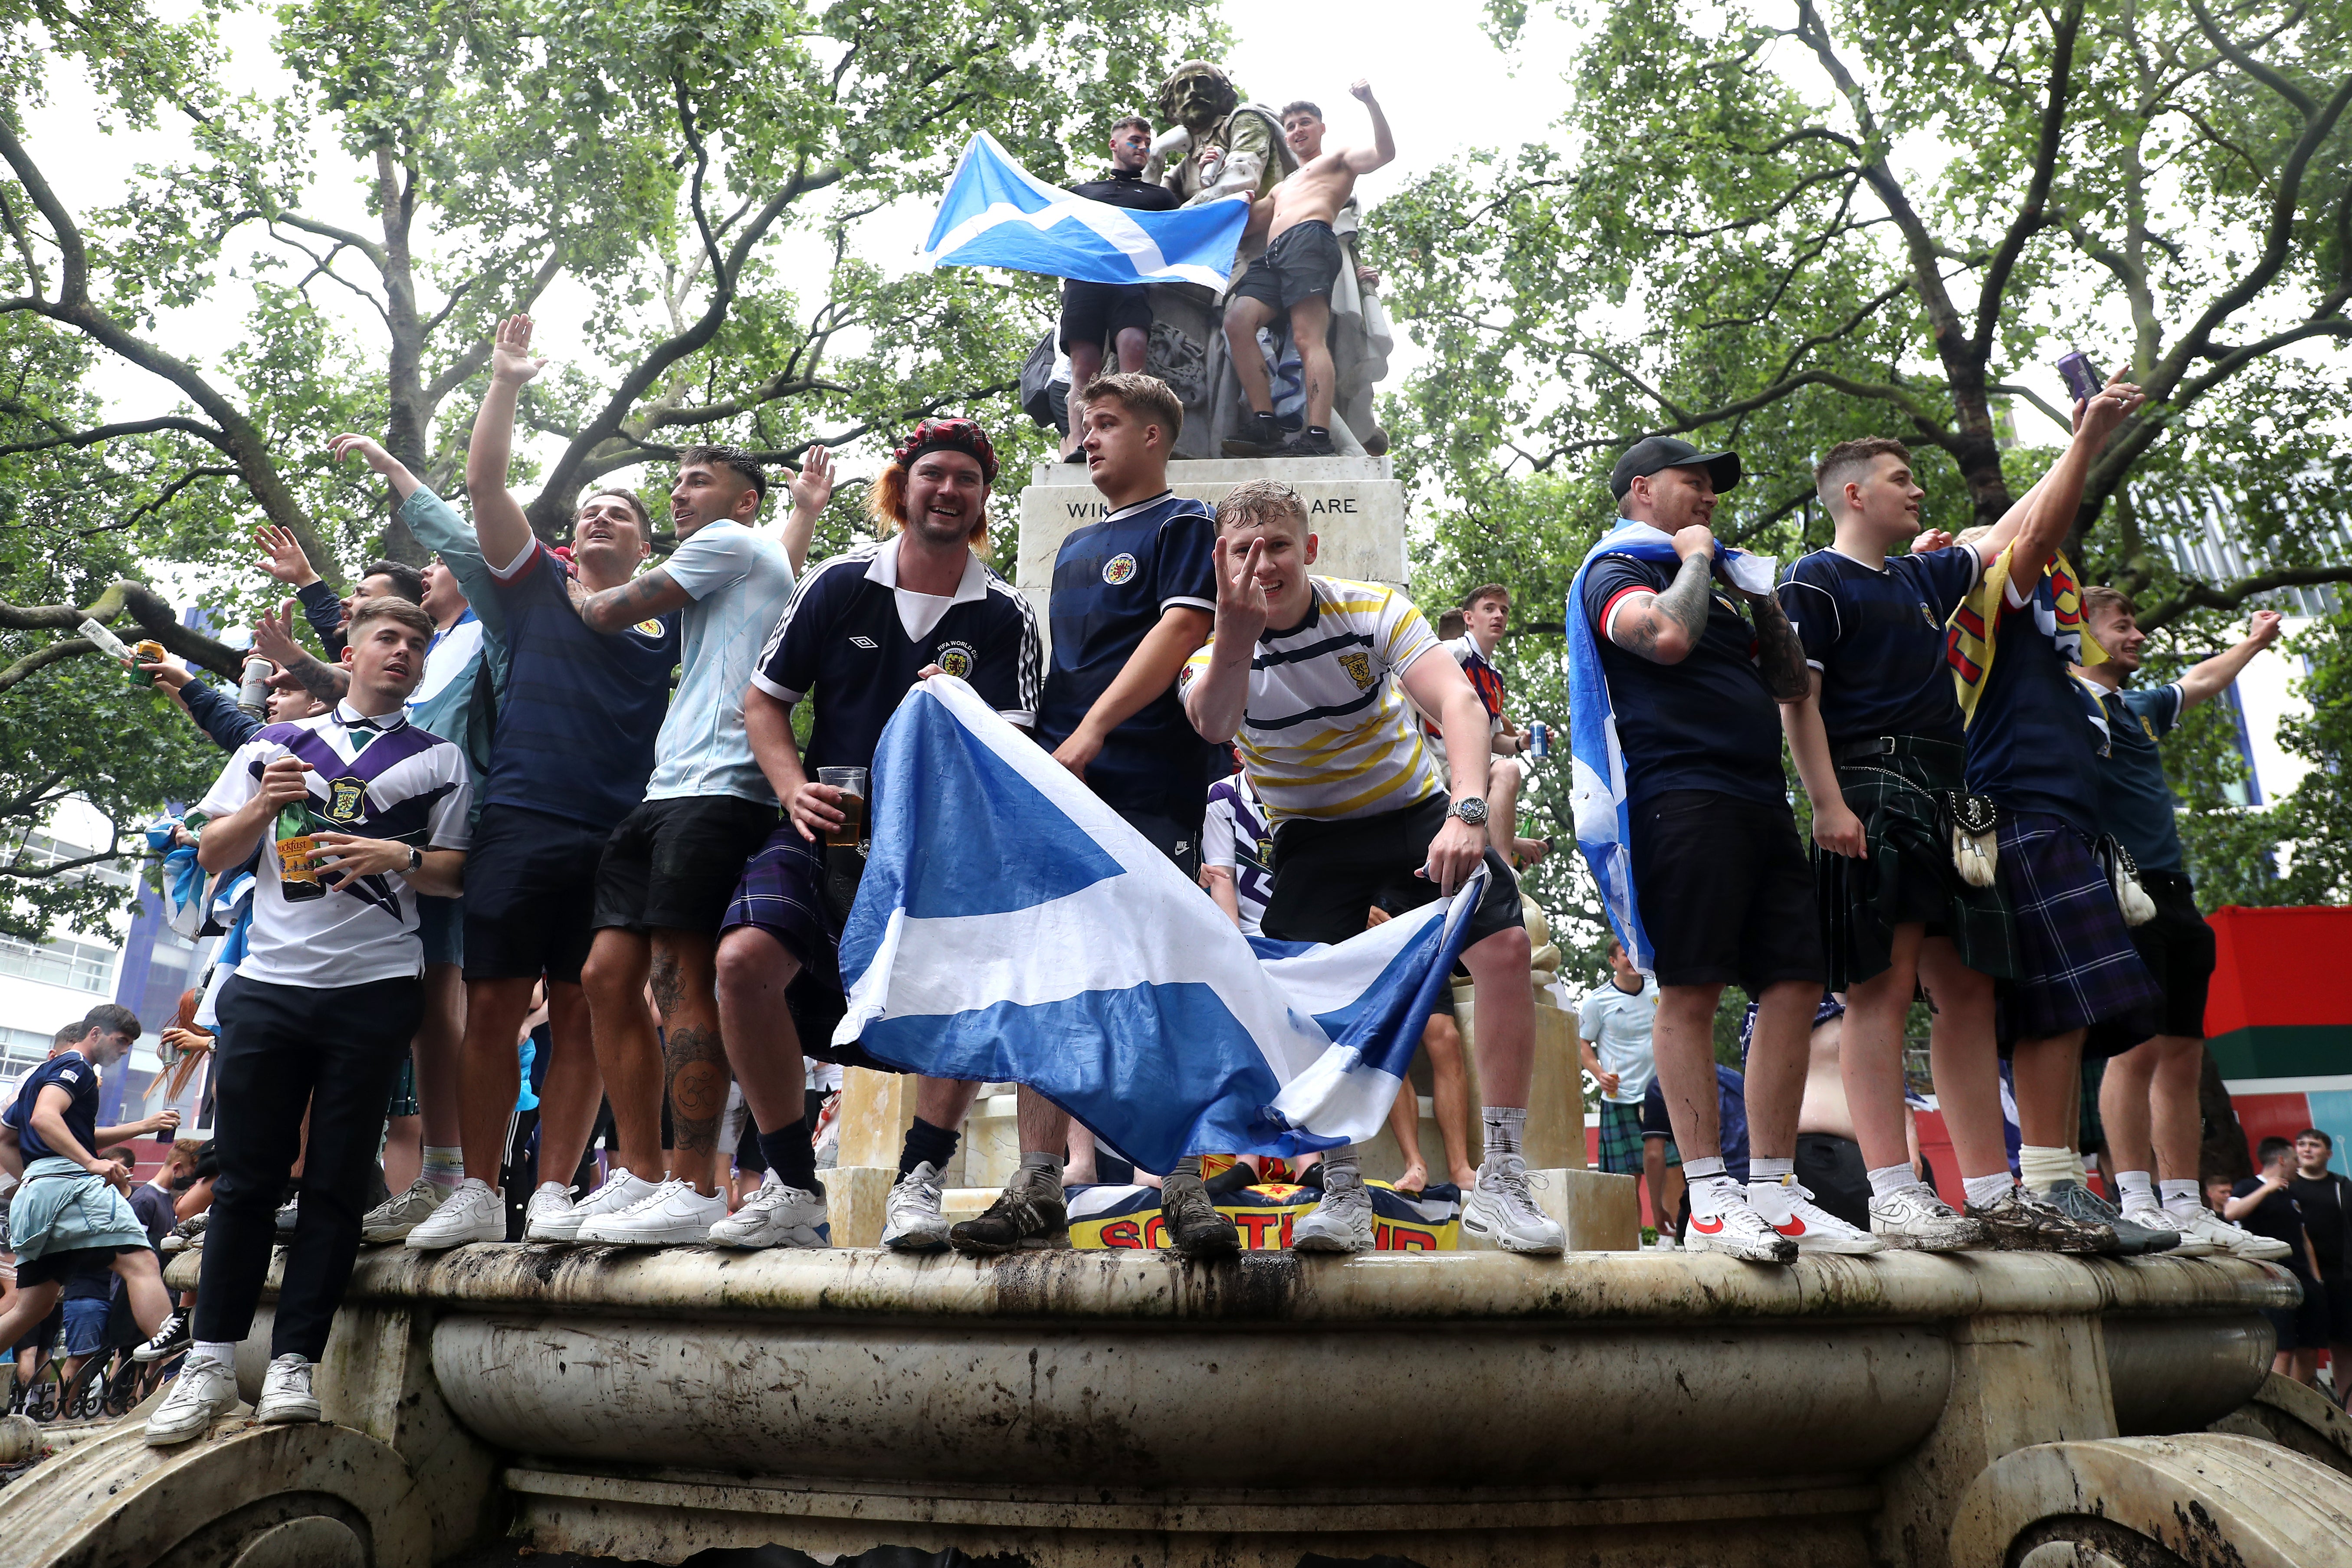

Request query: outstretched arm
[
  {"left": 2006, "top": 376, "right": 2144, "bottom": 585},
  {"left": 466, "top": 315, "right": 548, "bottom": 572},
  {"left": 2178, "top": 612, "right": 2284, "bottom": 712},
  {"left": 779, "top": 446, "right": 835, "bottom": 577},
  {"left": 1343, "top": 80, "right": 1395, "bottom": 174}
]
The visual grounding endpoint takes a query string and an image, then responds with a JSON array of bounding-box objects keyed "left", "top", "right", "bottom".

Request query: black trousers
[{"left": 194, "top": 973, "right": 422, "bottom": 1360}]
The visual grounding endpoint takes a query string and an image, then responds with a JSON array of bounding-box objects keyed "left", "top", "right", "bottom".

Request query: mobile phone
[{"left": 2056, "top": 351, "right": 2105, "bottom": 404}]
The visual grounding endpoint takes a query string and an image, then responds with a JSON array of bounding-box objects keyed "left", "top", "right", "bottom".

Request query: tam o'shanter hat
[
  {"left": 1610, "top": 436, "right": 1742, "bottom": 501},
  {"left": 893, "top": 418, "right": 999, "bottom": 485}
]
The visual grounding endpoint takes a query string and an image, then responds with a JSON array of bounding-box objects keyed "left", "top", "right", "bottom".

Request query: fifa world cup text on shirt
[
  {"left": 1035, "top": 491, "right": 1221, "bottom": 817},
  {"left": 482, "top": 538, "right": 679, "bottom": 830},
  {"left": 1177, "top": 576, "right": 1444, "bottom": 825},
  {"left": 195, "top": 704, "right": 474, "bottom": 989},
  {"left": 2097, "top": 683, "right": 2188, "bottom": 874},
  {"left": 647, "top": 519, "right": 797, "bottom": 804},
  {"left": 752, "top": 536, "right": 1043, "bottom": 770},
  {"left": 1778, "top": 544, "right": 1983, "bottom": 747}
]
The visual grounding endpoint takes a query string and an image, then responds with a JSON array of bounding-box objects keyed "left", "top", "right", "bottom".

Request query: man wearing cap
[
  {"left": 710, "top": 417, "right": 1043, "bottom": 1250},
  {"left": 1569, "top": 436, "right": 1883, "bottom": 1262}
]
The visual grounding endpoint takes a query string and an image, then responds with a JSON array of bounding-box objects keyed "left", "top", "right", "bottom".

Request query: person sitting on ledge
[
  {"left": 1221, "top": 82, "right": 1393, "bottom": 459},
  {"left": 1180, "top": 479, "right": 1563, "bottom": 1258}
]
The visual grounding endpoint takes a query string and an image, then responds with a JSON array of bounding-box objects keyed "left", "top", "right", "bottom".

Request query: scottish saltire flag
[
  {"left": 917, "top": 131, "right": 1250, "bottom": 290},
  {"left": 1564, "top": 522, "right": 1775, "bottom": 976},
  {"left": 834, "top": 676, "right": 1485, "bottom": 1173}
]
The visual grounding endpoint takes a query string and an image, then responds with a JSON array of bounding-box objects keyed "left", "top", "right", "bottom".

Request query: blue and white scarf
[{"left": 1564, "top": 521, "right": 1775, "bottom": 975}]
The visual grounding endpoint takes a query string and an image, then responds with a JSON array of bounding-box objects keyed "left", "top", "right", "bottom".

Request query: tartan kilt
[
  {"left": 1996, "top": 811, "right": 2163, "bottom": 1053},
  {"left": 1817, "top": 748, "right": 2017, "bottom": 988},
  {"left": 1596, "top": 1099, "right": 1648, "bottom": 1175}
]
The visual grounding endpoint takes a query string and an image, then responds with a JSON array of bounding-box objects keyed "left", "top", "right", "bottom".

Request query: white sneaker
[
  {"left": 145, "top": 1354, "right": 239, "bottom": 1446},
  {"left": 1684, "top": 1194, "right": 1799, "bottom": 1263},
  {"left": 2170, "top": 1204, "right": 2293, "bottom": 1262},
  {"left": 2120, "top": 1204, "right": 2225, "bottom": 1257},
  {"left": 361, "top": 1177, "right": 452, "bottom": 1243},
  {"left": 403, "top": 1177, "right": 505, "bottom": 1250},
  {"left": 522, "top": 1181, "right": 578, "bottom": 1241},
  {"left": 529, "top": 1167, "right": 659, "bottom": 1243},
  {"left": 1752, "top": 1179, "right": 1889, "bottom": 1255},
  {"left": 576, "top": 1178, "right": 729, "bottom": 1245},
  {"left": 881, "top": 1161, "right": 951, "bottom": 1253},
  {"left": 1869, "top": 1183, "right": 1991, "bottom": 1252},
  {"left": 1462, "top": 1155, "right": 1565, "bottom": 1255},
  {"left": 1291, "top": 1177, "right": 1376, "bottom": 1253},
  {"left": 708, "top": 1173, "right": 829, "bottom": 1249},
  {"left": 1650, "top": 1233, "right": 1679, "bottom": 1252},
  {"left": 256, "top": 1354, "right": 319, "bottom": 1424}
]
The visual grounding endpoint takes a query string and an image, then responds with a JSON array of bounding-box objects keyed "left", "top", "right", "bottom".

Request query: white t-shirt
[
  {"left": 197, "top": 705, "right": 472, "bottom": 989},
  {"left": 1577, "top": 975, "right": 1661, "bottom": 1105},
  {"left": 647, "top": 519, "right": 797, "bottom": 803}
]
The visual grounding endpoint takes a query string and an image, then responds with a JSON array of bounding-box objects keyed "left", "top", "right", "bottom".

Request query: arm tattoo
[
  {"left": 1749, "top": 590, "right": 1810, "bottom": 700},
  {"left": 290, "top": 652, "right": 349, "bottom": 705},
  {"left": 1617, "top": 552, "right": 1714, "bottom": 663},
  {"left": 582, "top": 567, "right": 675, "bottom": 630}
]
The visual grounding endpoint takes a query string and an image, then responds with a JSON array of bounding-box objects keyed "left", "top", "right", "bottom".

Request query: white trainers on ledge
[
  {"left": 144, "top": 1354, "right": 240, "bottom": 1446},
  {"left": 1291, "top": 1176, "right": 1376, "bottom": 1253},
  {"left": 1869, "top": 1183, "right": 1991, "bottom": 1251},
  {"left": 1684, "top": 1195, "right": 1799, "bottom": 1263},
  {"left": 1462, "top": 1155, "right": 1565, "bottom": 1255},
  {"left": 529, "top": 1167, "right": 660, "bottom": 1243},
  {"left": 403, "top": 1177, "right": 505, "bottom": 1250},
  {"left": 576, "top": 1178, "right": 729, "bottom": 1245},
  {"left": 1752, "top": 1178, "right": 1889, "bottom": 1255},
  {"left": 881, "top": 1161, "right": 951, "bottom": 1253},
  {"left": 2167, "top": 1204, "right": 2293, "bottom": 1262},
  {"left": 256, "top": 1354, "right": 320, "bottom": 1425},
  {"left": 2119, "top": 1204, "right": 2226, "bottom": 1257},
  {"left": 708, "top": 1173, "right": 829, "bottom": 1249}
]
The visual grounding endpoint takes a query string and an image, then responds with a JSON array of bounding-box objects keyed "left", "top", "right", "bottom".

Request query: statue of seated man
[{"left": 1220, "top": 83, "right": 1394, "bottom": 459}]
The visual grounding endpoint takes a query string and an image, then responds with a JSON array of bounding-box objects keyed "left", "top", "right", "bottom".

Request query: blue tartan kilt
[{"left": 1994, "top": 812, "right": 2163, "bottom": 1054}]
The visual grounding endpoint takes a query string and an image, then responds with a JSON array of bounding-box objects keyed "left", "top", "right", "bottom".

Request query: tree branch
[
  {"left": 1972, "top": 0, "right": 2082, "bottom": 354},
  {"left": 0, "top": 636, "right": 94, "bottom": 694},
  {"left": 0, "top": 580, "right": 246, "bottom": 684},
  {"left": 0, "top": 408, "right": 230, "bottom": 458},
  {"left": 2139, "top": 564, "right": 2352, "bottom": 633}
]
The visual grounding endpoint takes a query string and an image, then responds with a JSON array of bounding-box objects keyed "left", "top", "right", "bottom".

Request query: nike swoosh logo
[
  {"left": 1774, "top": 1217, "right": 1808, "bottom": 1237},
  {"left": 1690, "top": 1217, "right": 1726, "bottom": 1235}
]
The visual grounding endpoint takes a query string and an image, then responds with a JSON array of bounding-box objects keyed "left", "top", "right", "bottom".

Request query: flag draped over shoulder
[
  {"left": 834, "top": 676, "right": 1485, "bottom": 1174},
  {"left": 1945, "top": 542, "right": 2106, "bottom": 726},
  {"left": 1562, "top": 522, "right": 1776, "bottom": 976},
  {"left": 917, "top": 131, "right": 1250, "bottom": 290}
]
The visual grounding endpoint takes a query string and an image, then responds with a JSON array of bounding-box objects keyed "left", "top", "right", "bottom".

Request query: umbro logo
[{"left": 848, "top": 636, "right": 877, "bottom": 649}]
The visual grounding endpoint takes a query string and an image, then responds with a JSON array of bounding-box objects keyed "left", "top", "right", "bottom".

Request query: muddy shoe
[
  {"left": 949, "top": 1180, "right": 1069, "bottom": 1257},
  {"left": 1158, "top": 1172, "right": 1241, "bottom": 1259}
]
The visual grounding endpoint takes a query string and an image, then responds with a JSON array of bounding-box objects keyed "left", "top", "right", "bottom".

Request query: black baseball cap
[{"left": 1609, "top": 436, "right": 1742, "bottom": 501}]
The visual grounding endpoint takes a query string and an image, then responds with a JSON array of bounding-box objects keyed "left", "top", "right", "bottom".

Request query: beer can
[
  {"left": 1525, "top": 721, "right": 1551, "bottom": 759},
  {"left": 2056, "top": 350, "right": 2104, "bottom": 403}
]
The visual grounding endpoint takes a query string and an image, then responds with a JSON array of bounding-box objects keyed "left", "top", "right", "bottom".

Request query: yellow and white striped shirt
[{"left": 1179, "top": 576, "right": 1443, "bottom": 824}]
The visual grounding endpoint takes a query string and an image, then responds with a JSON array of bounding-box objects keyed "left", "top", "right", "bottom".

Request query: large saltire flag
[
  {"left": 916, "top": 131, "right": 1250, "bottom": 291},
  {"left": 834, "top": 676, "right": 1485, "bottom": 1175}
]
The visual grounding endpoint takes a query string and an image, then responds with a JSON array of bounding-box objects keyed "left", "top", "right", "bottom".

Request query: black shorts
[
  {"left": 1060, "top": 279, "right": 1153, "bottom": 351},
  {"left": 1117, "top": 804, "right": 1203, "bottom": 881},
  {"left": 1228, "top": 220, "right": 1342, "bottom": 315},
  {"left": 2119, "top": 869, "right": 2214, "bottom": 1040},
  {"left": 14, "top": 1245, "right": 142, "bottom": 1290},
  {"left": 463, "top": 803, "right": 613, "bottom": 985},
  {"left": 1629, "top": 790, "right": 1827, "bottom": 994},
  {"left": 594, "top": 795, "right": 781, "bottom": 936},
  {"left": 2318, "top": 1272, "right": 2352, "bottom": 1344},
  {"left": 1793, "top": 1132, "right": 1871, "bottom": 1230},
  {"left": 1262, "top": 794, "right": 1524, "bottom": 951},
  {"left": 2265, "top": 1275, "right": 2333, "bottom": 1352}
]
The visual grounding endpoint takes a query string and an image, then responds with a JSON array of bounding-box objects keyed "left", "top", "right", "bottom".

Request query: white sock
[
  {"left": 2070, "top": 1150, "right": 2091, "bottom": 1186},
  {"left": 1683, "top": 1156, "right": 1742, "bottom": 1217},
  {"left": 2017, "top": 1144, "right": 2075, "bottom": 1193},
  {"left": 1321, "top": 1146, "right": 1363, "bottom": 1188},
  {"left": 1964, "top": 1172, "right": 2015, "bottom": 1209},
  {"left": 1867, "top": 1164, "right": 1917, "bottom": 1201},
  {"left": 422, "top": 1146, "right": 463, "bottom": 1189},
  {"left": 193, "top": 1340, "right": 237, "bottom": 1368},
  {"left": 2161, "top": 1178, "right": 2201, "bottom": 1217},
  {"left": 2116, "top": 1170, "right": 2157, "bottom": 1212},
  {"left": 1481, "top": 1106, "right": 1526, "bottom": 1160}
]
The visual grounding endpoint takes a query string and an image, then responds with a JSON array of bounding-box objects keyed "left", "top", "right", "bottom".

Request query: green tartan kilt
[{"left": 1818, "top": 747, "right": 2018, "bottom": 988}]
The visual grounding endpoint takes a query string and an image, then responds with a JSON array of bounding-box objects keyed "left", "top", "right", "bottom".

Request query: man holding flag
[
  {"left": 1179, "top": 479, "right": 1563, "bottom": 1256},
  {"left": 1565, "top": 438, "right": 1883, "bottom": 1263},
  {"left": 1054, "top": 116, "right": 1181, "bottom": 460}
]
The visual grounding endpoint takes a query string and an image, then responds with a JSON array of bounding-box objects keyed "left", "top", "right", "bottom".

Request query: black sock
[
  {"left": 1307, "top": 425, "right": 1329, "bottom": 438},
  {"left": 899, "top": 1116, "right": 960, "bottom": 1178},
  {"left": 804, "top": 1088, "right": 826, "bottom": 1128},
  {"left": 758, "top": 1122, "right": 819, "bottom": 1192}
]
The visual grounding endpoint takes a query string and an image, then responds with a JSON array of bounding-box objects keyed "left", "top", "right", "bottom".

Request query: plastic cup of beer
[{"left": 817, "top": 767, "right": 869, "bottom": 848}]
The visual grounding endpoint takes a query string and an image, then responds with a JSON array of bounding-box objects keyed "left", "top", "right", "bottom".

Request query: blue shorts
[
  {"left": 417, "top": 893, "right": 463, "bottom": 968},
  {"left": 61, "top": 1296, "right": 111, "bottom": 1357}
]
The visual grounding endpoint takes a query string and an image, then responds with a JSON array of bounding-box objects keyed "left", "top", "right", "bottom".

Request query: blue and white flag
[
  {"left": 835, "top": 676, "right": 1485, "bottom": 1174},
  {"left": 1564, "top": 521, "right": 1775, "bottom": 976},
  {"left": 917, "top": 131, "right": 1250, "bottom": 291}
]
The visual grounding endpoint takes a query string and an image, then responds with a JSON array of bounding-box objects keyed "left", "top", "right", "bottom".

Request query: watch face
[{"left": 1454, "top": 798, "right": 1488, "bottom": 825}]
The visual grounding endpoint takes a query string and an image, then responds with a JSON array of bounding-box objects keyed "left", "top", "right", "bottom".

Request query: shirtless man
[{"left": 1221, "top": 81, "right": 1394, "bottom": 459}]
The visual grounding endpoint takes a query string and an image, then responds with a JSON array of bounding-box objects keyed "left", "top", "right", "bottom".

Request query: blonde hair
[{"left": 1214, "top": 478, "right": 1308, "bottom": 536}]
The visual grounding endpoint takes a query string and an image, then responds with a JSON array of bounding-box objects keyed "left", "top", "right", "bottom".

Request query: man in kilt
[{"left": 1778, "top": 425, "right": 2126, "bottom": 1252}]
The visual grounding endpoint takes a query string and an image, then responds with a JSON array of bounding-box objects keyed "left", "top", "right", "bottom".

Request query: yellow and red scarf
[{"left": 1947, "top": 544, "right": 2107, "bottom": 726}]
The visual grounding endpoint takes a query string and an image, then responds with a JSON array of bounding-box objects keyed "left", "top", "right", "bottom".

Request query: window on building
[
  {"left": 0, "top": 1024, "right": 53, "bottom": 1083},
  {"left": 0, "top": 934, "right": 118, "bottom": 994}
]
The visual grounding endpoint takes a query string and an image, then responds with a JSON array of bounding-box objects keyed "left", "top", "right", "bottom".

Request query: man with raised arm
[
  {"left": 145, "top": 596, "right": 470, "bottom": 1445},
  {"left": 1220, "top": 82, "right": 1393, "bottom": 458},
  {"left": 709, "top": 417, "right": 1041, "bottom": 1251},
  {"left": 2083, "top": 594, "right": 2292, "bottom": 1260},
  {"left": 1774, "top": 431, "right": 2121, "bottom": 1253},
  {"left": 1572, "top": 436, "right": 1882, "bottom": 1263},
  {"left": 1181, "top": 479, "right": 1565, "bottom": 1257}
]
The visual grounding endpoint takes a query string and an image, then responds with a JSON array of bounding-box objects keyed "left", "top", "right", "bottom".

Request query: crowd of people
[{"left": 0, "top": 104, "right": 2332, "bottom": 1443}]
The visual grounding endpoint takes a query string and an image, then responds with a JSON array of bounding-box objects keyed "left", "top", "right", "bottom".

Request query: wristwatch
[
  {"left": 1449, "top": 796, "right": 1489, "bottom": 828},
  {"left": 406, "top": 846, "right": 425, "bottom": 873}
]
